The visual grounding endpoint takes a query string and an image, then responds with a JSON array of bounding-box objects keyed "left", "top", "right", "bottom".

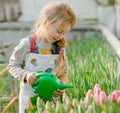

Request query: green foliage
[
  {"left": 67, "top": 32, "right": 119, "bottom": 99},
  {"left": 0, "top": 66, "right": 9, "bottom": 97}
]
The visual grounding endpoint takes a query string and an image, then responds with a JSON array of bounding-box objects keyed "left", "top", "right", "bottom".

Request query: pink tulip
[
  {"left": 117, "top": 96, "right": 120, "bottom": 106},
  {"left": 86, "top": 90, "right": 93, "bottom": 104},
  {"left": 44, "top": 110, "right": 50, "bottom": 113},
  {"left": 118, "top": 90, "right": 120, "bottom": 96},
  {"left": 87, "top": 89, "right": 93, "bottom": 94},
  {"left": 45, "top": 101, "right": 51, "bottom": 111},
  {"left": 94, "top": 84, "right": 100, "bottom": 87},
  {"left": 101, "top": 111, "right": 106, "bottom": 113},
  {"left": 94, "top": 94, "right": 100, "bottom": 106},
  {"left": 115, "top": 90, "right": 120, "bottom": 97},
  {"left": 111, "top": 91, "right": 119, "bottom": 102},
  {"left": 93, "top": 84, "right": 101, "bottom": 95},
  {"left": 100, "top": 91, "right": 107, "bottom": 104},
  {"left": 69, "top": 109, "right": 75, "bottom": 113}
]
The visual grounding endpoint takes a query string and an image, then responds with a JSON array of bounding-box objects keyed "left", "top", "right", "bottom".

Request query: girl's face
[{"left": 44, "top": 21, "right": 71, "bottom": 44}]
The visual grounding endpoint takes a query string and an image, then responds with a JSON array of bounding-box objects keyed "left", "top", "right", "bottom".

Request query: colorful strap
[
  {"left": 62, "top": 55, "right": 64, "bottom": 60},
  {"left": 58, "top": 48, "right": 64, "bottom": 60},
  {"left": 30, "top": 33, "right": 36, "bottom": 53},
  {"left": 30, "top": 33, "right": 64, "bottom": 60}
]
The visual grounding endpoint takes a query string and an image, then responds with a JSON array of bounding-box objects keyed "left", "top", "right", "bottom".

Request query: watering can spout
[{"left": 58, "top": 83, "right": 74, "bottom": 90}]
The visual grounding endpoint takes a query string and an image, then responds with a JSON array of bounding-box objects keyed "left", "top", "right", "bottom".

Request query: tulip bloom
[
  {"left": 111, "top": 91, "right": 119, "bottom": 102},
  {"left": 85, "top": 90, "right": 93, "bottom": 104},
  {"left": 45, "top": 101, "right": 51, "bottom": 111},
  {"left": 44, "top": 110, "right": 50, "bottom": 113},
  {"left": 69, "top": 109, "right": 75, "bottom": 113},
  {"left": 94, "top": 94, "right": 100, "bottom": 106},
  {"left": 93, "top": 84, "right": 101, "bottom": 95},
  {"left": 100, "top": 91, "right": 107, "bottom": 104},
  {"left": 117, "top": 96, "right": 120, "bottom": 106},
  {"left": 101, "top": 111, "right": 106, "bottom": 113}
]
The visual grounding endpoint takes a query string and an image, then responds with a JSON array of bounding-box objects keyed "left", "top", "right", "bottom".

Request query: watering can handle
[{"left": 35, "top": 72, "right": 54, "bottom": 78}]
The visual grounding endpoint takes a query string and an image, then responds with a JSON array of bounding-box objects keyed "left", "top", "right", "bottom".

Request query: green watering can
[{"left": 30, "top": 72, "right": 74, "bottom": 105}]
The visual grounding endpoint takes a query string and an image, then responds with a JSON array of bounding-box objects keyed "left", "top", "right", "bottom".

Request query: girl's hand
[
  {"left": 25, "top": 72, "right": 37, "bottom": 84},
  {"left": 26, "top": 100, "right": 33, "bottom": 110},
  {"left": 53, "top": 90, "right": 64, "bottom": 97}
]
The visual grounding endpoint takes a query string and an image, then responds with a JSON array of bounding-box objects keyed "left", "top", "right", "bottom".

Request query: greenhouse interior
[{"left": 0, "top": 0, "right": 120, "bottom": 113}]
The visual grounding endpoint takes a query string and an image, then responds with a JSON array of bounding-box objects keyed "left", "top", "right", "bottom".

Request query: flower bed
[{"left": 1, "top": 32, "right": 120, "bottom": 113}]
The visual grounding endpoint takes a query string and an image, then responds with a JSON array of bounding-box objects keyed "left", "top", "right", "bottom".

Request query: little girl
[{"left": 7, "top": 2, "right": 76, "bottom": 113}]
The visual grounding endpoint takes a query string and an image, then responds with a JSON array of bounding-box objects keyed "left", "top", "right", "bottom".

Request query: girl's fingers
[
  {"left": 30, "top": 79, "right": 36, "bottom": 84},
  {"left": 32, "top": 73, "right": 37, "bottom": 79},
  {"left": 26, "top": 101, "right": 33, "bottom": 110},
  {"left": 54, "top": 90, "right": 64, "bottom": 97},
  {"left": 28, "top": 77, "right": 36, "bottom": 84},
  {"left": 29, "top": 74, "right": 37, "bottom": 84}
]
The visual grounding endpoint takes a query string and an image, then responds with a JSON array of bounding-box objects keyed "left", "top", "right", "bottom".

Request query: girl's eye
[
  {"left": 57, "top": 30, "right": 65, "bottom": 35},
  {"left": 57, "top": 31, "right": 63, "bottom": 34}
]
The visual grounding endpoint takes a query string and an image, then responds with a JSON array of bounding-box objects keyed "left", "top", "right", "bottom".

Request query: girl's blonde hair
[
  {"left": 31, "top": 2, "right": 76, "bottom": 48},
  {"left": 32, "top": 2, "right": 76, "bottom": 33}
]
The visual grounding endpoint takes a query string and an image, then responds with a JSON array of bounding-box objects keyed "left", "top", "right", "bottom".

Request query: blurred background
[
  {"left": 0, "top": 0, "right": 120, "bottom": 62},
  {"left": 0, "top": 1, "right": 120, "bottom": 113}
]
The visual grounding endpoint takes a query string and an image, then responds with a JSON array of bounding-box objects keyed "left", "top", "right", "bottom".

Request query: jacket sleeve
[{"left": 7, "top": 37, "right": 30, "bottom": 82}]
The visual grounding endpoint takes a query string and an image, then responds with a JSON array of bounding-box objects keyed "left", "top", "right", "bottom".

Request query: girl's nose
[
  {"left": 57, "top": 36, "right": 63, "bottom": 41},
  {"left": 58, "top": 34, "right": 63, "bottom": 39}
]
